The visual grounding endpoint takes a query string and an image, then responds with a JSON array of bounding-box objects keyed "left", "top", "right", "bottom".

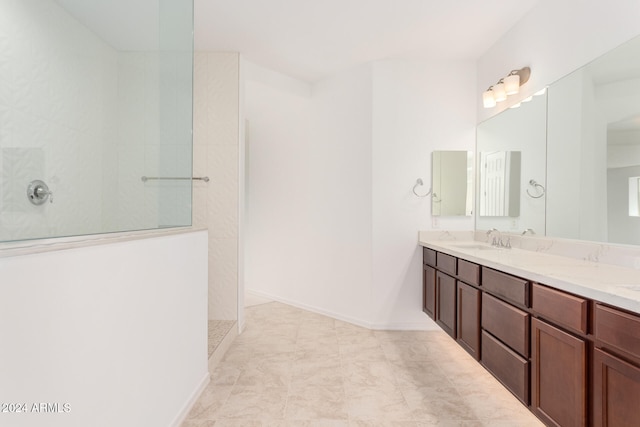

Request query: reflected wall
[{"left": 0, "top": 0, "right": 193, "bottom": 242}]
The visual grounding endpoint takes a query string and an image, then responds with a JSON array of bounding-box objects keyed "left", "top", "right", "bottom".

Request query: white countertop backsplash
[{"left": 419, "top": 230, "right": 640, "bottom": 315}]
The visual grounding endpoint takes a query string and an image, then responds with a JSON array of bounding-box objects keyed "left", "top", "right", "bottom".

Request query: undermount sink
[{"left": 450, "top": 243, "right": 499, "bottom": 251}]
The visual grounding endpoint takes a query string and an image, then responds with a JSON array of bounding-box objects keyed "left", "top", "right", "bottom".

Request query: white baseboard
[
  {"left": 244, "top": 288, "right": 434, "bottom": 331},
  {"left": 170, "top": 371, "right": 210, "bottom": 427}
]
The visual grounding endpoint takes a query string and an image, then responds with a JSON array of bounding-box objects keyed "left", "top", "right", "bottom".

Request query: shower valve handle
[
  {"left": 36, "top": 186, "right": 53, "bottom": 203},
  {"left": 27, "top": 180, "right": 54, "bottom": 205}
]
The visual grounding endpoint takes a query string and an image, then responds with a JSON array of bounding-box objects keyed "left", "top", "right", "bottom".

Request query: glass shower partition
[{"left": 0, "top": 0, "right": 194, "bottom": 242}]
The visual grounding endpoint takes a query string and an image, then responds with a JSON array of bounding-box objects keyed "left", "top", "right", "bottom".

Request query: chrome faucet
[
  {"left": 486, "top": 228, "right": 500, "bottom": 246},
  {"left": 522, "top": 228, "right": 535, "bottom": 235},
  {"left": 486, "top": 228, "right": 511, "bottom": 249}
]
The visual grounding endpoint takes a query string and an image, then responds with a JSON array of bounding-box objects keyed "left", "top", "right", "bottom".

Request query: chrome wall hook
[
  {"left": 526, "top": 179, "right": 545, "bottom": 199},
  {"left": 412, "top": 178, "right": 432, "bottom": 198}
]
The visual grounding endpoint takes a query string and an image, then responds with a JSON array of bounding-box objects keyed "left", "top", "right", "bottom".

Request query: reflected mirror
[{"left": 431, "top": 151, "right": 474, "bottom": 217}]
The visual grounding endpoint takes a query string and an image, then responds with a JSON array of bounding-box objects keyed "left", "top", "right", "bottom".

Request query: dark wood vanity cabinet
[
  {"left": 593, "top": 304, "right": 640, "bottom": 427},
  {"left": 423, "top": 248, "right": 479, "bottom": 341},
  {"left": 481, "top": 292, "right": 531, "bottom": 403},
  {"left": 531, "top": 317, "right": 587, "bottom": 426},
  {"left": 423, "top": 248, "right": 437, "bottom": 319},
  {"left": 593, "top": 348, "right": 640, "bottom": 427},
  {"left": 482, "top": 330, "right": 530, "bottom": 404},
  {"left": 421, "top": 246, "right": 640, "bottom": 426},
  {"left": 531, "top": 284, "right": 589, "bottom": 427},
  {"left": 457, "top": 281, "right": 480, "bottom": 360},
  {"left": 435, "top": 271, "right": 457, "bottom": 338},
  {"left": 480, "top": 267, "right": 532, "bottom": 404},
  {"left": 423, "top": 265, "right": 436, "bottom": 318}
]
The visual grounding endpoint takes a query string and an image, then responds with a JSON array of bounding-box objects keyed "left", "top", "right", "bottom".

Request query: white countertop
[{"left": 419, "top": 236, "right": 640, "bottom": 315}]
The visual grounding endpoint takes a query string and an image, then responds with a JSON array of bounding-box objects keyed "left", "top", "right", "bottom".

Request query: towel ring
[
  {"left": 413, "top": 178, "right": 432, "bottom": 198},
  {"left": 526, "top": 179, "right": 545, "bottom": 199}
]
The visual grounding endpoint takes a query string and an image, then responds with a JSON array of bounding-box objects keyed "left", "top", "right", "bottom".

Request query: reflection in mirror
[
  {"left": 476, "top": 92, "right": 547, "bottom": 232},
  {"left": 431, "top": 151, "right": 474, "bottom": 217},
  {"left": 478, "top": 151, "right": 521, "bottom": 217},
  {"left": 547, "top": 35, "right": 640, "bottom": 245}
]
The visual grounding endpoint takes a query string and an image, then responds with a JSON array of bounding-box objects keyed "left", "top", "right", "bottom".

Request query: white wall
[
  {"left": 245, "top": 62, "right": 374, "bottom": 326},
  {"left": 245, "top": 59, "right": 476, "bottom": 329},
  {"left": 370, "top": 60, "right": 476, "bottom": 328},
  {"left": 246, "top": 0, "right": 640, "bottom": 330},
  {"left": 0, "top": 230, "right": 209, "bottom": 427},
  {"left": 478, "top": 0, "right": 640, "bottom": 122}
]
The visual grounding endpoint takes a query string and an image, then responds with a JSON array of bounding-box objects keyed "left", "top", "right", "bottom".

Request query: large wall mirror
[
  {"left": 547, "top": 35, "right": 640, "bottom": 246},
  {"left": 477, "top": 34, "right": 640, "bottom": 247},
  {"left": 476, "top": 91, "right": 547, "bottom": 233}
]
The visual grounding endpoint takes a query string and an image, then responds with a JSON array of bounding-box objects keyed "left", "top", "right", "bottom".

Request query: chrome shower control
[{"left": 27, "top": 180, "right": 53, "bottom": 205}]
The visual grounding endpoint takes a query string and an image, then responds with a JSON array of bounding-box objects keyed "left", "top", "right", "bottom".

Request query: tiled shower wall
[
  {"left": 0, "top": 0, "right": 118, "bottom": 240},
  {"left": 0, "top": 0, "right": 191, "bottom": 241},
  {"left": 193, "top": 52, "right": 240, "bottom": 321}
]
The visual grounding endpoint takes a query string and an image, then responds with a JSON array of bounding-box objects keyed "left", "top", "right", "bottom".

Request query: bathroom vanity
[{"left": 420, "top": 237, "right": 640, "bottom": 427}]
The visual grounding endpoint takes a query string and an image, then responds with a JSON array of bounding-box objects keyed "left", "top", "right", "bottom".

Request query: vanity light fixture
[
  {"left": 504, "top": 71, "right": 521, "bottom": 95},
  {"left": 493, "top": 80, "right": 507, "bottom": 102},
  {"left": 482, "top": 88, "right": 497, "bottom": 108},
  {"left": 482, "top": 66, "right": 531, "bottom": 108}
]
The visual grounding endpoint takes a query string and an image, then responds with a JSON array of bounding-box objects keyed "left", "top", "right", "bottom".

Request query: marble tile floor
[{"left": 185, "top": 302, "right": 543, "bottom": 427}]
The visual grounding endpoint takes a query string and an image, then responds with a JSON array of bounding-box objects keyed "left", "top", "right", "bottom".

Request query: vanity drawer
[
  {"left": 436, "top": 252, "right": 457, "bottom": 276},
  {"left": 458, "top": 259, "right": 480, "bottom": 286},
  {"left": 482, "top": 330, "right": 530, "bottom": 404},
  {"left": 595, "top": 304, "right": 640, "bottom": 365},
  {"left": 482, "top": 267, "right": 529, "bottom": 307},
  {"left": 423, "top": 247, "right": 437, "bottom": 266},
  {"left": 532, "top": 283, "right": 588, "bottom": 335},
  {"left": 482, "top": 293, "right": 530, "bottom": 357}
]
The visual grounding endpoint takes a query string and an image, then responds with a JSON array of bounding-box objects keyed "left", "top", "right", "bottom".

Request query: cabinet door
[
  {"left": 531, "top": 318, "right": 587, "bottom": 427},
  {"left": 457, "top": 281, "right": 480, "bottom": 360},
  {"left": 435, "top": 271, "right": 456, "bottom": 338},
  {"left": 593, "top": 348, "right": 640, "bottom": 427},
  {"left": 423, "top": 265, "right": 436, "bottom": 319}
]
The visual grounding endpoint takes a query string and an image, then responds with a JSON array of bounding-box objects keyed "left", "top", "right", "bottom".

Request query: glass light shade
[
  {"left": 504, "top": 73, "right": 520, "bottom": 95},
  {"left": 493, "top": 82, "right": 507, "bottom": 102},
  {"left": 482, "top": 90, "right": 496, "bottom": 108}
]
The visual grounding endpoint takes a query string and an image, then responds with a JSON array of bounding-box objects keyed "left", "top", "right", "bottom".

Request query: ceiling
[
  {"left": 55, "top": 0, "right": 539, "bottom": 83},
  {"left": 195, "top": 0, "right": 539, "bottom": 82}
]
